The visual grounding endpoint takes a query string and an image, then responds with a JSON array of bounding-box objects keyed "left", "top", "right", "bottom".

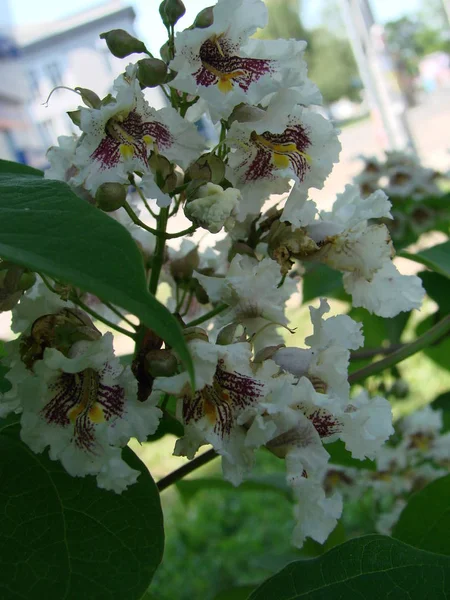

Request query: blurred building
[{"left": 4, "top": 0, "right": 165, "bottom": 168}]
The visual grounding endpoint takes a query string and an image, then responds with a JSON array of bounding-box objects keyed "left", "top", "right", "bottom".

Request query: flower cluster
[
  {"left": 354, "top": 150, "right": 450, "bottom": 246},
  {"left": 0, "top": 0, "right": 429, "bottom": 549}
]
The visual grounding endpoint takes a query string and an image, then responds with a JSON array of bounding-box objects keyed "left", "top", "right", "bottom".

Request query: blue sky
[{"left": 7, "top": 0, "right": 423, "bottom": 53}]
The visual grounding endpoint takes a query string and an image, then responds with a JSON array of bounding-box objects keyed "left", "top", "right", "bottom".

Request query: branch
[
  {"left": 349, "top": 314, "right": 450, "bottom": 385},
  {"left": 184, "top": 303, "right": 228, "bottom": 328},
  {"left": 157, "top": 448, "right": 218, "bottom": 492}
]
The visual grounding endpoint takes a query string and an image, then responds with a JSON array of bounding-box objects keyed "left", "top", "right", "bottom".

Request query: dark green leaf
[
  {"left": 177, "top": 473, "right": 291, "bottom": 504},
  {"left": 416, "top": 313, "right": 450, "bottom": 370},
  {"left": 147, "top": 409, "right": 184, "bottom": 442},
  {"left": 420, "top": 271, "right": 450, "bottom": 315},
  {"left": 0, "top": 422, "right": 164, "bottom": 600},
  {"left": 214, "top": 585, "right": 257, "bottom": 600},
  {"left": 248, "top": 535, "right": 450, "bottom": 599},
  {"left": 302, "top": 264, "right": 348, "bottom": 303},
  {"left": 432, "top": 392, "right": 450, "bottom": 432},
  {"left": 0, "top": 159, "right": 43, "bottom": 177},
  {"left": 0, "top": 174, "right": 193, "bottom": 384},
  {"left": 393, "top": 475, "right": 450, "bottom": 556},
  {"left": 326, "top": 440, "right": 376, "bottom": 471},
  {"left": 401, "top": 241, "right": 450, "bottom": 279},
  {"left": 0, "top": 362, "right": 11, "bottom": 394}
]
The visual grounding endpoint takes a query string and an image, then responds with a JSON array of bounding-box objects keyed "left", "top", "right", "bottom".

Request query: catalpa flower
[
  {"left": 72, "top": 71, "right": 203, "bottom": 204},
  {"left": 2, "top": 332, "right": 161, "bottom": 492},
  {"left": 195, "top": 254, "right": 297, "bottom": 352},
  {"left": 170, "top": 0, "right": 309, "bottom": 119},
  {"left": 227, "top": 91, "right": 341, "bottom": 217},
  {"left": 151, "top": 337, "right": 266, "bottom": 485},
  {"left": 303, "top": 185, "right": 425, "bottom": 317}
]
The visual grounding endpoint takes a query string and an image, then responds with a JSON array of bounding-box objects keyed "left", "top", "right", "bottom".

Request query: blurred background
[{"left": 2, "top": 1, "right": 450, "bottom": 598}]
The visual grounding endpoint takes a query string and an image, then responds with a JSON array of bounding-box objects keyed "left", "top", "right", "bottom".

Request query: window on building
[
  {"left": 45, "top": 62, "right": 63, "bottom": 88},
  {"left": 28, "top": 69, "right": 41, "bottom": 100}
]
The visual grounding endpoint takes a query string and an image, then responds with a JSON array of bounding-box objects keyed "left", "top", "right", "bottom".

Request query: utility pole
[{"left": 339, "top": 0, "right": 417, "bottom": 154}]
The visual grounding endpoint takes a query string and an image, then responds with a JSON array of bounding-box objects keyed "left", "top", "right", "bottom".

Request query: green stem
[
  {"left": 157, "top": 448, "right": 218, "bottom": 492},
  {"left": 130, "top": 177, "right": 158, "bottom": 219},
  {"left": 122, "top": 201, "right": 160, "bottom": 236},
  {"left": 166, "top": 225, "right": 197, "bottom": 239},
  {"left": 74, "top": 298, "right": 137, "bottom": 340},
  {"left": 149, "top": 207, "right": 169, "bottom": 295},
  {"left": 101, "top": 301, "right": 138, "bottom": 329},
  {"left": 185, "top": 303, "right": 228, "bottom": 327},
  {"left": 349, "top": 314, "right": 450, "bottom": 385}
]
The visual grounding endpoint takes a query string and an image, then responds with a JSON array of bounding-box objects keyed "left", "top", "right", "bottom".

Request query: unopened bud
[
  {"left": 186, "top": 153, "right": 226, "bottom": 185},
  {"left": 159, "top": 0, "right": 186, "bottom": 28},
  {"left": 95, "top": 182, "right": 127, "bottom": 212},
  {"left": 160, "top": 41, "right": 171, "bottom": 63},
  {"left": 194, "top": 6, "right": 214, "bottom": 28},
  {"left": 18, "top": 272, "right": 36, "bottom": 291},
  {"left": 170, "top": 248, "right": 200, "bottom": 283},
  {"left": 75, "top": 87, "right": 101, "bottom": 109},
  {"left": 137, "top": 58, "right": 168, "bottom": 88},
  {"left": 183, "top": 326, "right": 209, "bottom": 343},
  {"left": 254, "top": 344, "right": 285, "bottom": 363},
  {"left": 149, "top": 153, "right": 173, "bottom": 179},
  {"left": 145, "top": 349, "right": 178, "bottom": 377},
  {"left": 228, "top": 104, "right": 266, "bottom": 125},
  {"left": 100, "top": 29, "right": 147, "bottom": 58},
  {"left": 216, "top": 323, "right": 239, "bottom": 346},
  {"left": 0, "top": 264, "right": 35, "bottom": 312}
]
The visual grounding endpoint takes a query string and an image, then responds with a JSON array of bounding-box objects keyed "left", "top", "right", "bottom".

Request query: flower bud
[
  {"left": 100, "top": 29, "right": 147, "bottom": 58},
  {"left": 145, "top": 349, "right": 178, "bottom": 378},
  {"left": 75, "top": 87, "right": 101, "bottom": 109},
  {"left": 193, "top": 6, "right": 214, "bottom": 28},
  {"left": 185, "top": 183, "right": 240, "bottom": 234},
  {"left": 160, "top": 41, "right": 171, "bottom": 63},
  {"left": 95, "top": 182, "right": 127, "bottom": 212},
  {"left": 170, "top": 248, "right": 200, "bottom": 283},
  {"left": 216, "top": 323, "right": 239, "bottom": 345},
  {"left": 20, "top": 308, "right": 101, "bottom": 370},
  {"left": 186, "top": 153, "right": 226, "bottom": 185},
  {"left": 183, "top": 326, "right": 209, "bottom": 343},
  {"left": 228, "top": 104, "right": 266, "bottom": 125},
  {"left": 0, "top": 263, "right": 36, "bottom": 312},
  {"left": 137, "top": 58, "right": 168, "bottom": 88},
  {"left": 159, "top": 0, "right": 186, "bottom": 28}
]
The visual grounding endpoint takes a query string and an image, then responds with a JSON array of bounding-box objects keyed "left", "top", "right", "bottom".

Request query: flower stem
[
  {"left": 101, "top": 300, "right": 138, "bottom": 329},
  {"left": 185, "top": 303, "right": 228, "bottom": 327},
  {"left": 149, "top": 207, "right": 169, "bottom": 295},
  {"left": 349, "top": 314, "right": 450, "bottom": 385},
  {"left": 157, "top": 448, "right": 218, "bottom": 492},
  {"left": 74, "top": 298, "right": 137, "bottom": 340}
]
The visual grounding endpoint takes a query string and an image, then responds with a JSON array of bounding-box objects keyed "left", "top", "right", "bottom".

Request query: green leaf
[
  {"left": 214, "top": 585, "right": 257, "bottom": 600},
  {"left": 0, "top": 173, "right": 193, "bottom": 384},
  {"left": 401, "top": 241, "right": 450, "bottom": 279},
  {"left": 0, "top": 422, "right": 164, "bottom": 600},
  {"left": 326, "top": 440, "right": 376, "bottom": 471},
  {"left": 0, "top": 159, "right": 43, "bottom": 177},
  {"left": 415, "top": 313, "right": 450, "bottom": 370},
  {"left": 432, "top": 392, "right": 450, "bottom": 432},
  {"left": 248, "top": 535, "right": 450, "bottom": 599},
  {"left": 302, "top": 264, "right": 348, "bottom": 303},
  {"left": 419, "top": 271, "right": 450, "bottom": 315},
  {"left": 393, "top": 475, "right": 450, "bottom": 556},
  {"left": 177, "top": 474, "right": 291, "bottom": 504}
]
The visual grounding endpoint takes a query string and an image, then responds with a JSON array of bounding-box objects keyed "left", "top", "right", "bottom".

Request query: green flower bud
[
  {"left": 75, "top": 87, "right": 101, "bottom": 109},
  {"left": 100, "top": 29, "right": 148, "bottom": 59},
  {"left": 0, "top": 263, "right": 35, "bottom": 312},
  {"left": 95, "top": 183, "right": 127, "bottom": 212},
  {"left": 145, "top": 349, "right": 178, "bottom": 378},
  {"left": 159, "top": 0, "right": 186, "bottom": 28},
  {"left": 137, "top": 58, "right": 168, "bottom": 88},
  {"left": 170, "top": 248, "right": 200, "bottom": 284},
  {"left": 194, "top": 6, "right": 214, "bottom": 28},
  {"left": 160, "top": 41, "right": 171, "bottom": 63},
  {"left": 186, "top": 153, "right": 226, "bottom": 185},
  {"left": 183, "top": 327, "right": 209, "bottom": 343},
  {"left": 18, "top": 271, "right": 36, "bottom": 292}
]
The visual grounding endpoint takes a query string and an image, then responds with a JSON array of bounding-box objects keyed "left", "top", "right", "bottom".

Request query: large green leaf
[
  {"left": 416, "top": 313, "right": 450, "bottom": 370},
  {"left": 401, "top": 241, "right": 450, "bottom": 279},
  {"left": 0, "top": 173, "right": 193, "bottom": 382},
  {"left": 326, "top": 440, "right": 375, "bottom": 471},
  {"left": 214, "top": 586, "right": 257, "bottom": 600},
  {"left": 393, "top": 475, "right": 450, "bottom": 556},
  {"left": 0, "top": 422, "right": 164, "bottom": 600},
  {"left": 248, "top": 535, "right": 450, "bottom": 599},
  {"left": 0, "top": 159, "right": 43, "bottom": 177},
  {"left": 433, "top": 392, "right": 450, "bottom": 432},
  {"left": 419, "top": 271, "right": 450, "bottom": 315},
  {"left": 302, "top": 264, "right": 348, "bottom": 304}
]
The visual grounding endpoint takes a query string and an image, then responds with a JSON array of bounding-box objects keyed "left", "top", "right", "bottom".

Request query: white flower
[
  {"left": 227, "top": 90, "right": 341, "bottom": 217},
  {"left": 45, "top": 135, "right": 78, "bottom": 183},
  {"left": 184, "top": 183, "right": 240, "bottom": 233},
  {"left": 195, "top": 254, "right": 296, "bottom": 351},
  {"left": 3, "top": 333, "right": 161, "bottom": 493},
  {"left": 72, "top": 75, "right": 203, "bottom": 203},
  {"left": 273, "top": 299, "right": 363, "bottom": 406},
  {"left": 170, "top": 0, "right": 308, "bottom": 120},
  {"left": 305, "top": 185, "right": 424, "bottom": 317},
  {"left": 400, "top": 404, "right": 443, "bottom": 437},
  {"left": 152, "top": 338, "right": 266, "bottom": 485}
]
